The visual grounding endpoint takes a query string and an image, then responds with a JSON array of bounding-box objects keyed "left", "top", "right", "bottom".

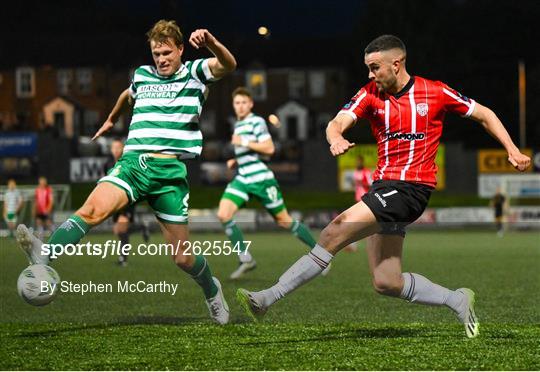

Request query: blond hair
[{"left": 146, "top": 20, "right": 183, "bottom": 47}]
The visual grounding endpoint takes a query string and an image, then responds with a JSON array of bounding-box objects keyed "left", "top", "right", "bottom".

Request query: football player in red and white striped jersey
[{"left": 237, "top": 35, "right": 530, "bottom": 338}]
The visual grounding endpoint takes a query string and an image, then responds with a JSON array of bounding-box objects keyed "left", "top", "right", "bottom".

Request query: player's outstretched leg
[
  {"left": 17, "top": 183, "right": 125, "bottom": 265},
  {"left": 367, "top": 234, "right": 479, "bottom": 338},
  {"left": 237, "top": 201, "right": 380, "bottom": 320}
]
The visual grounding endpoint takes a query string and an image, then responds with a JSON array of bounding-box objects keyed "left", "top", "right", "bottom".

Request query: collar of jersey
[
  {"left": 389, "top": 76, "right": 415, "bottom": 99},
  {"left": 239, "top": 113, "right": 255, "bottom": 122}
]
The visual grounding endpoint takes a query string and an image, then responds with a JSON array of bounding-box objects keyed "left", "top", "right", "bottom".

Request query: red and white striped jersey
[{"left": 339, "top": 76, "right": 476, "bottom": 188}]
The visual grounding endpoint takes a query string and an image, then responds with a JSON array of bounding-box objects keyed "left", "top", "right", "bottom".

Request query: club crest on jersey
[
  {"left": 416, "top": 103, "right": 429, "bottom": 117},
  {"left": 386, "top": 132, "right": 426, "bottom": 141}
]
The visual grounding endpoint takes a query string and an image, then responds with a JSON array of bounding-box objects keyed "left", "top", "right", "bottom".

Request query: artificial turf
[{"left": 1, "top": 230, "right": 539, "bottom": 370}]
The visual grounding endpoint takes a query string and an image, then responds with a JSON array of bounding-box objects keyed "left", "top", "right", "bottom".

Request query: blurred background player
[
  {"left": 345, "top": 155, "right": 373, "bottom": 252},
  {"left": 490, "top": 187, "right": 507, "bottom": 237},
  {"left": 103, "top": 138, "right": 150, "bottom": 266},
  {"left": 3, "top": 179, "right": 23, "bottom": 238},
  {"left": 15, "top": 19, "right": 236, "bottom": 324},
  {"left": 34, "top": 176, "right": 54, "bottom": 240},
  {"left": 237, "top": 34, "right": 531, "bottom": 338},
  {"left": 217, "top": 87, "right": 321, "bottom": 279},
  {"left": 354, "top": 155, "right": 372, "bottom": 203}
]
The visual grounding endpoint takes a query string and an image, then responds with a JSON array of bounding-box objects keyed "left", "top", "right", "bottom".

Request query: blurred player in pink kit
[
  {"left": 34, "top": 176, "right": 54, "bottom": 239},
  {"left": 353, "top": 155, "right": 372, "bottom": 202},
  {"left": 345, "top": 155, "right": 372, "bottom": 252}
]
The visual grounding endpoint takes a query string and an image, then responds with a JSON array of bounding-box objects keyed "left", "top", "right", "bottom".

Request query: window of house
[
  {"left": 288, "top": 71, "right": 305, "bottom": 99},
  {"left": 57, "top": 69, "right": 73, "bottom": 95},
  {"left": 16, "top": 67, "right": 35, "bottom": 98},
  {"left": 76, "top": 68, "right": 93, "bottom": 94},
  {"left": 308, "top": 71, "right": 326, "bottom": 98}
]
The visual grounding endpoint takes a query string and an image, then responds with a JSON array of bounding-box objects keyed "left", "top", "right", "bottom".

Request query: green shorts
[
  {"left": 5, "top": 212, "right": 17, "bottom": 224},
  {"left": 98, "top": 152, "right": 189, "bottom": 224},
  {"left": 221, "top": 176, "right": 286, "bottom": 216}
]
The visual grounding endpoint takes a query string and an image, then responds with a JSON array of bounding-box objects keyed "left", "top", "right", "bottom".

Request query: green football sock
[
  {"left": 290, "top": 220, "right": 317, "bottom": 249},
  {"left": 222, "top": 219, "right": 247, "bottom": 252},
  {"left": 187, "top": 255, "right": 218, "bottom": 299},
  {"left": 47, "top": 215, "right": 91, "bottom": 257}
]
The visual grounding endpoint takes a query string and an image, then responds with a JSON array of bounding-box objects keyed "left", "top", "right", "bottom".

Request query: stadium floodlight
[{"left": 258, "top": 26, "right": 270, "bottom": 38}]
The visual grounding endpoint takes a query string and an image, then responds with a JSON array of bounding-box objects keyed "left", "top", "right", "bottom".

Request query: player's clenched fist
[
  {"left": 329, "top": 138, "right": 355, "bottom": 156},
  {"left": 508, "top": 152, "right": 531, "bottom": 172},
  {"left": 189, "top": 29, "right": 216, "bottom": 49}
]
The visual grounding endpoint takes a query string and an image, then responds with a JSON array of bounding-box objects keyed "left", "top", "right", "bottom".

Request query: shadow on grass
[
  {"left": 239, "top": 326, "right": 425, "bottom": 345},
  {"left": 15, "top": 315, "right": 206, "bottom": 338}
]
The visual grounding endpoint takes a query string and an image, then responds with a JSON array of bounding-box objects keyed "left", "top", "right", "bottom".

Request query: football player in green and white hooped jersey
[
  {"left": 14, "top": 20, "right": 236, "bottom": 324},
  {"left": 217, "top": 87, "right": 327, "bottom": 279},
  {"left": 3, "top": 179, "right": 23, "bottom": 238}
]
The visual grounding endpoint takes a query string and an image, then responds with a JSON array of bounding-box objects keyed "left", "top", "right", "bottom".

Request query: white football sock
[
  {"left": 400, "top": 272, "right": 466, "bottom": 314},
  {"left": 239, "top": 250, "right": 253, "bottom": 263},
  {"left": 252, "top": 244, "right": 333, "bottom": 308}
]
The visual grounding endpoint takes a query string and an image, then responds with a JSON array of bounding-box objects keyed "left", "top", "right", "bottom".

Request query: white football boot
[
  {"left": 229, "top": 260, "right": 257, "bottom": 280},
  {"left": 456, "top": 288, "right": 480, "bottom": 338},
  {"left": 16, "top": 224, "right": 49, "bottom": 265},
  {"left": 205, "top": 277, "right": 229, "bottom": 325}
]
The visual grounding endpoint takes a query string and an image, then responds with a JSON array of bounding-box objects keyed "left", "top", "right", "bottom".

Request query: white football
[{"left": 17, "top": 264, "right": 60, "bottom": 306}]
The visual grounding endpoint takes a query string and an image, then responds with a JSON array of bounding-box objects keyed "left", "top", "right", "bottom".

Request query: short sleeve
[
  {"left": 253, "top": 119, "right": 271, "bottom": 142},
  {"left": 441, "top": 83, "right": 476, "bottom": 117},
  {"left": 338, "top": 87, "right": 372, "bottom": 122},
  {"left": 189, "top": 58, "right": 216, "bottom": 85},
  {"left": 128, "top": 67, "right": 143, "bottom": 98}
]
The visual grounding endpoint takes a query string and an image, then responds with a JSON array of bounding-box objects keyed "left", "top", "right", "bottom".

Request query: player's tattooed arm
[
  {"left": 92, "top": 88, "right": 132, "bottom": 140},
  {"left": 470, "top": 103, "right": 531, "bottom": 171},
  {"left": 189, "top": 29, "right": 237, "bottom": 79},
  {"left": 326, "top": 113, "right": 356, "bottom": 156}
]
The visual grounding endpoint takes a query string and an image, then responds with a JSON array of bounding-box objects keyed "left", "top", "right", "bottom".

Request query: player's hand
[
  {"left": 92, "top": 119, "right": 114, "bottom": 141},
  {"left": 189, "top": 29, "right": 217, "bottom": 49},
  {"left": 226, "top": 159, "right": 237, "bottom": 169},
  {"left": 231, "top": 135, "right": 243, "bottom": 146},
  {"left": 329, "top": 138, "right": 355, "bottom": 156},
  {"left": 508, "top": 151, "right": 531, "bottom": 172}
]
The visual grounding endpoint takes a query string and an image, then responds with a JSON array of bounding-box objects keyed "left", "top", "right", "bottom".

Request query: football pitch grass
[{"left": 1, "top": 230, "right": 539, "bottom": 370}]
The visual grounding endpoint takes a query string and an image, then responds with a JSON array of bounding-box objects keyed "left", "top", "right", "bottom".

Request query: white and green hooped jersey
[
  {"left": 233, "top": 113, "right": 275, "bottom": 184},
  {"left": 125, "top": 58, "right": 216, "bottom": 156},
  {"left": 4, "top": 189, "right": 22, "bottom": 213}
]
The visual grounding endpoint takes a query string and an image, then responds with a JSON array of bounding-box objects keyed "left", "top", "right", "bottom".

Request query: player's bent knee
[
  {"left": 76, "top": 203, "right": 109, "bottom": 226},
  {"left": 275, "top": 216, "right": 292, "bottom": 229},
  {"left": 216, "top": 209, "right": 234, "bottom": 223},
  {"left": 372, "top": 275, "right": 402, "bottom": 297},
  {"left": 172, "top": 250, "right": 193, "bottom": 268}
]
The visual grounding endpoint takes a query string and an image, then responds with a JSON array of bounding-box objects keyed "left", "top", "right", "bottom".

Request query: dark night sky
[{"left": 1, "top": 0, "right": 539, "bottom": 145}]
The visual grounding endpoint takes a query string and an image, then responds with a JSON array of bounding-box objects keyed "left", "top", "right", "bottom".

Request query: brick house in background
[
  {"left": 0, "top": 66, "right": 131, "bottom": 137},
  {"left": 0, "top": 64, "right": 348, "bottom": 141}
]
